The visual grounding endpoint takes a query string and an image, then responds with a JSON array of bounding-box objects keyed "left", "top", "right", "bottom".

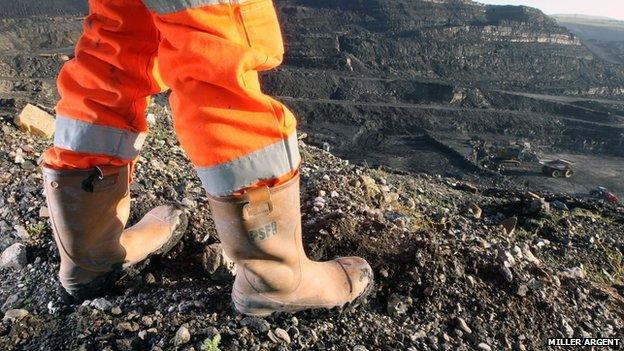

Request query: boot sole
[{"left": 231, "top": 279, "right": 375, "bottom": 317}]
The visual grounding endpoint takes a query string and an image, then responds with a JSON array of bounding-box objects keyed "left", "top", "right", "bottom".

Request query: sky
[{"left": 477, "top": 0, "right": 624, "bottom": 21}]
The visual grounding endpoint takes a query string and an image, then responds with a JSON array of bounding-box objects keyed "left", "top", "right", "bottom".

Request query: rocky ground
[{"left": 0, "top": 100, "right": 623, "bottom": 350}]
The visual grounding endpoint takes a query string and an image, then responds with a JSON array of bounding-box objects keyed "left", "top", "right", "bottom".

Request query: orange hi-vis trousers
[{"left": 42, "top": 0, "right": 300, "bottom": 196}]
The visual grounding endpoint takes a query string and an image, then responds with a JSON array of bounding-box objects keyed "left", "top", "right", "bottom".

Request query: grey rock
[
  {"left": 411, "top": 330, "right": 427, "bottom": 341},
  {"left": 174, "top": 325, "right": 191, "bottom": 345},
  {"left": 525, "top": 199, "right": 550, "bottom": 215},
  {"left": 477, "top": 343, "right": 492, "bottom": 351},
  {"left": 560, "top": 318, "right": 574, "bottom": 338},
  {"left": 241, "top": 316, "right": 270, "bottom": 333},
  {"left": 1, "top": 243, "right": 28, "bottom": 269},
  {"left": 559, "top": 266, "right": 586, "bottom": 279},
  {"left": 90, "top": 298, "right": 114, "bottom": 311},
  {"left": 201, "top": 243, "right": 236, "bottom": 282},
  {"left": 2, "top": 294, "right": 21, "bottom": 312},
  {"left": 551, "top": 200, "right": 569, "bottom": 211},
  {"left": 47, "top": 300, "right": 60, "bottom": 314},
  {"left": 14, "top": 225, "right": 30, "bottom": 240},
  {"left": 500, "top": 265, "right": 514, "bottom": 282},
  {"left": 21, "top": 161, "right": 36, "bottom": 170},
  {"left": 455, "top": 317, "right": 472, "bottom": 334},
  {"left": 516, "top": 284, "right": 529, "bottom": 297}
]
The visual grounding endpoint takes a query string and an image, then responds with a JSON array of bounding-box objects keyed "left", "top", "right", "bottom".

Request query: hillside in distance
[
  {"left": 270, "top": 0, "right": 624, "bottom": 97},
  {"left": 553, "top": 14, "right": 624, "bottom": 65}
]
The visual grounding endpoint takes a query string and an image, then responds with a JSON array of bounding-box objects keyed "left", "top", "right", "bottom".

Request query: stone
[
  {"left": 456, "top": 182, "right": 478, "bottom": 193},
  {"left": 525, "top": 199, "right": 550, "bottom": 215},
  {"left": 21, "top": 161, "right": 36, "bottom": 170},
  {"left": 146, "top": 113, "right": 157, "bottom": 124},
  {"left": 267, "top": 329, "right": 279, "bottom": 343},
  {"left": 501, "top": 217, "right": 517, "bottom": 236},
  {"left": 116, "top": 322, "right": 139, "bottom": 333},
  {"left": 174, "top": 325, "right": 191, "bottom": 345},
  {"left": 500, "top": 265, "right": 514, "bottom": 282},
  {"left": 455, "top": 317, "right": 472, "bottom": 334},
  {"left": 20, "top": 144, "right": 35, "bottom": 154},
  {"left": 274, "top": 328, "right": 291, "bottom": 344},
  {"left": 387, "top": 294, "right": 412, "bottom": 316},
  {"left": 110, "top": 306, "right": 122, "bottom": 315},
  {"left": 201, "top": 243, "right": 236, "bottom": 282},
  {"left": 477, "top": 343, "right": 492, "bottom": 351},
  {"left": 1, "top": 243, "right": 27, "bottom": 269},
  {"left": 145, "top": 273, "right": 156, "bottom": 284},
  {"left": 559, "top": 266, "right": 586, "bottom": 279},
  {"left": 3, "top": 308, "right": 29, "bottom": 322},
  {"left": 467, "top": 203, "right": 482, "bottom": 219},
  {"left": 411, "top": 330, "right": 427, "bottom": 341},
  {"left": 90, "top": 298, "right": 114, "bottom": 311},
  {"left": 47, "top": 301, "right": 60, "bottom": 314},
  {"left": 39, "top": 207, "right": 50, "bottom": 218},
  {"left": 560, "top": 318, "right": 574, "bottom": 338},
  {"left": 516, "top": 284, "right": 529, "bottom": 297},
  {"left": 2, "top": 294, "right": 21, "bottom": 312},
  {"left": 551, "top": 200, "right": 569, "bottom": 211},
  {"left": 522, "top": 245, "right": 540, "bottom": 264},
  {"left": 14, "top": 225, "right": 30, "bottom": 240},
  {"left": 14, "top": 104, "right": 55, "bottom": 138},
  {"left": 241, "top": 316, "right": 270, "bottom": 333}
]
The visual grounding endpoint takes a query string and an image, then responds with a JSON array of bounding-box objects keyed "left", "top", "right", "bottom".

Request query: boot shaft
[
  {"left": 207, "top": 175, "right": 306, "bottom": 292},
  {"left": 43, "top": 165, "right": 130, "bottom": 271}
]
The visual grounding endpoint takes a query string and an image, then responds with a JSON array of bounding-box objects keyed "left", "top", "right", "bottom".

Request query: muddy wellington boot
[
  {"left": 42, "top": 164, "right": 188, "bottom": 300},
  {"left": 207, "top": 175, "right": 373, "bottom": 316}
]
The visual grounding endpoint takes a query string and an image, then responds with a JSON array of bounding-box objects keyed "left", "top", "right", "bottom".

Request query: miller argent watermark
[{"left": 547, "top": 338, "right": 621, "bottom": 347}]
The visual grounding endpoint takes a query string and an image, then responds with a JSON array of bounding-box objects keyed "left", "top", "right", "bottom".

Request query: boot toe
[{"left": 334, "top": 256, "right": 374, "bottom": 299}]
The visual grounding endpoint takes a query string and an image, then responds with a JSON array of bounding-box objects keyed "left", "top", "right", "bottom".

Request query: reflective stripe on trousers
[
  {"left": 196, "top": 131, "right": 300, "bottom": 196},
  {"left": 143, "top": 0, "right": 247, "bottom": 14},
  {"left": 54, "top": 116, "right": 146, "bottom": 160},
  {"left": 43, "top": 0, "right": 299, "bottom": 196}
]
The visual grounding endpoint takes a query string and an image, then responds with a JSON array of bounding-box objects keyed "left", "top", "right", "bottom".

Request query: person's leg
[
  {"left": 146, "top": 0, "right": 299, "bottom": 195},
  {"left": 145, "top": 0, "right": 372, "bottom": 315},
  {"left": 41, "top": 0, "right": 186, "bottom": 300},
  {"left": 43, "top": 0, "right": 166, "bottom": 170}
]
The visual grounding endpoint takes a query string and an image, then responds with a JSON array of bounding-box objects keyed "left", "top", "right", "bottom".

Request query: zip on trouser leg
[
  {"left": 42, "top": 0, "right": 166, "bottom": 171},
  {"left": 145, "top": 0, "right": 300, "bottom": 196}
]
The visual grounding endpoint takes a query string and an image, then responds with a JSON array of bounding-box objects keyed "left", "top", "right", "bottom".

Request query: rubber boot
[
  {"left": 42, "top": 164, "right": 188, "bottom": 300},
  {"left": 207, "top": 175, "right": 373, "bottom": 316}
]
